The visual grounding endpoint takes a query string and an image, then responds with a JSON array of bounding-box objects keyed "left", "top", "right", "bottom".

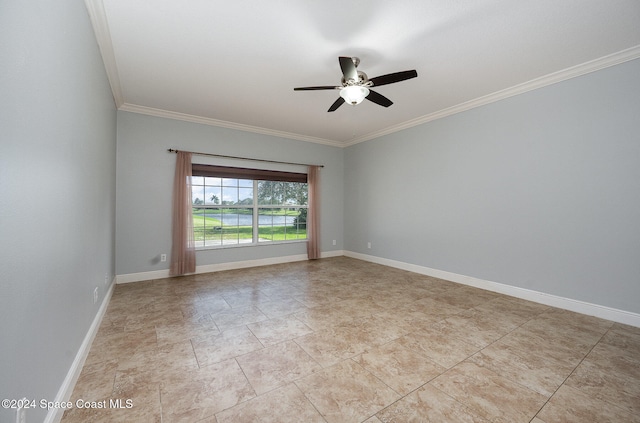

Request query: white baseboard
[
  {"left": 45, "top": 278, "right": 115, "bottom": 423},
  {"left": 116, "top": 250, "right": 345, "bottom": 284},
  {"left": 344, "top": 251, "right": 640, "bottom": 328}
]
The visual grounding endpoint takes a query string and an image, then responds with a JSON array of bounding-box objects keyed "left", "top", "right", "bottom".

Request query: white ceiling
[{"left": 87, "top": 0, "right": 640, "bottom": 147}]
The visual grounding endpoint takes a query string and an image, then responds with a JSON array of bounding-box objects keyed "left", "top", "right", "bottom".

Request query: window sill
[{"left": 195, "top": 239, "right": 307, "bottom": 252}]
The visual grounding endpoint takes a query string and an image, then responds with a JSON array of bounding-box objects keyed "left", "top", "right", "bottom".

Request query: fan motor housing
[{"left": 341, "top": 71, "right": 369, "bottom": 86}]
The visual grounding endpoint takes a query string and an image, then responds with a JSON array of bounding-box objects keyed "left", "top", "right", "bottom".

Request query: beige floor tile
[
  {"left": 68, "top": 360, "right": 118, "bottom": 402},
  {"left": 409, "top": 296, "right": 469, "bottom": 319},
  {"left": 473, "top": 296, "right": 550, "bottom": 320},
  {"left": 353, "top": 341, "right": 445, "bottom": 396},
  {"left": 61, "top": 402, "right": 162, "bottom": 423},
  {"left": 221, "top": 290, "right": 271, "bottom": 308},
  {"left": 160, "top": 359, "right": 256, "bottom": 422},
  {"left": 111, "top": 369, "right": 162, "bottom": 422},
  {"left": 296, "top": 360, "right": 400, "bottom": 423},
  {"left": 293, "top": 292, "right": 345, "bottom": 308},
  {"left": 331, "top": 297, "right": 387, "bottom": 316},
  {"left": 537, "top": 309, "right": 614, "bottom": 334},
  {"left": 85, "top": 326, "right": 157, "bottom": 367},
  {"left": 63, "top": 366, "right": 162, "bottom": 423},
  {"left": 123, "top": 309, "right": 185, "bottom": 332},
  {"left": 255, "top": 298, "right": 308, "bottom": 318},
  {"left": 536, "top": 384, "right": 640, "bottom": 423},
  {"left": 236, "top": 340, "right": 321, "bottom": 394},
  {"left": 429, "top": 286, "right": 498, "bottom": 309},
  {"left": 600, "top": 323, "right": 640, "bottom": 356},
  {"left": 496, "top": 324, "right": 591, "bottom": 365},
  {"left": 439, "top": 309, "right": 517, "bottom": 348},
  {"left": 295, "top": 326, "right": 371, "bottom": 367},
  {"left": 431, "top": 361, "right": 547, "bottom": 423},
  {"left": 115, "top": 339, "right": 199, "bottom": 375},
  {"left": 371, "top": 307, "right": 441, "bottom": 335},
  {"left": 565, "top": 352, "right": 640, "bottom": 415},
  {"left": 192, "top": 326, "right": 264, "bottom": 367},
  {"left": 294, "top": 307, "right": 357, "bottom": 331},
  {"left": 210, "top": 305, "right": 269, "bottom": 332},
  {"left": 349, "top": 314, "right": 412, "bottom": 347},
  {"left": 377, "top": 384, "right": 489, "bottom": 423},
  {"left": 396, "top": 326, "right": 480, "bottom": 369},
  {"left": 582, "top": 340, "right": 640, "bottom": 378},
  {"left": 518, "top": 313, "right": 609, "bottom": 355},
  {"left": 215, "top": 383, "right": 325, "bottom": 423},
  {"left": 155, "top": 321, "right": 220, "bottom": 347},
  {"left": 468, "top": 341, "right": 576, "bottom": 396},
  {"left": 247, "top": 315, "right": 314, "bottom": 346}
]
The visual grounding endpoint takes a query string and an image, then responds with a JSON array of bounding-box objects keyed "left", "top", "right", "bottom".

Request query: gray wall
[
  {"left": 0, "top": 1, "right": 117, "bottom": 422},
  {"left": 345, "top": 58, "right": 640, "bottom": 314},
  {"left": 116, "top": 111, "right": 344, "bottom": 276}
]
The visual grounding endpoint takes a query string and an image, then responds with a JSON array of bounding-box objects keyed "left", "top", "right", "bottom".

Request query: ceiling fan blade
[
  {"left": 294, "top": 86, "right": 337, "bottom": 91},
  {"left": 328, "top": 97, "right": 345, "bottom": 112},
  {"left": 366, "top": 90, "right": 393, "bottom": 107},
  {"left": 369, "top": 70, "right": 418, "bottom": 87},
  {"left": 339, "top": 56, "right": 358, "bottom": 82}
]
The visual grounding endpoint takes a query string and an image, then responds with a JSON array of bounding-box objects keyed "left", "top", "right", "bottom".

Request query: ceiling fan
[{"left": 294, "top": 56, "right": 418, "bottom": 112}]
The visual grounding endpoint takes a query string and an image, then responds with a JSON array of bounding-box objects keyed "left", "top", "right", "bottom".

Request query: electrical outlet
[
  {"left": 93, "top": 287, "right": 98, "bottom": 304},
  {"left": 332, "top": 239, "right": 336, "bottom": 246},
  {"left": 160, "top": 254, "right": 167, "bottom": 262},
  {"left": 367, "top": 242, "right": 371, "bottom": 249},
  {"left": 104, "top": 273, "right": 109, "bottom": 286}
]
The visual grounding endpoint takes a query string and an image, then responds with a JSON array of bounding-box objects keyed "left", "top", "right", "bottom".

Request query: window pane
[
  {"left": 239, "top": 179, "right": 252, "bottom": 188},
  {"left": 236, "top": 208, "right": 253, "bottom": 244},
  {"left": 194, "top": 207, "right": 221, "bottom": 247},
  {"left": 287, "top": 208, "right": 306, "bottom": 240},
  {"left": 274, "top": 182, "right": 286, "bottom": 205},
  {"left": 238, "top": 187, "right": 253, "bottom": 205},
  {"left": 191, "top": 176, "right": 204, "bottom": 185},
  {"left": 257, "top": 180, "right": 273, "bottom": 205},
  {"left": 258, "top": 208, "right": 274, "bottom": 242},
  {"left": 205, "top": 186, "right": 221, "bottom": 205},
  {"left": 204, "top": 176, "right": 222, "bottom": 186},
  {"left": 283, "top": 182, "right": 308, "bottom": 205},
  {"left": 217, "top": 208, "right": 253, "bottom": 245},
  {"left": 222, "top": 178, "right": 238, "bottom": 187},
  {"left": 192, "top": 185, "right": 205, "bottom": 205},
  {"left": 222, "top": 187, "right": 238, "bottom": 205}
]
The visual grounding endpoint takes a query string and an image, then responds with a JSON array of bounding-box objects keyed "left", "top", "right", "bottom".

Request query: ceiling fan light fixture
[{"left": 340, "top": 85, "right": 369, "bottom": 105}]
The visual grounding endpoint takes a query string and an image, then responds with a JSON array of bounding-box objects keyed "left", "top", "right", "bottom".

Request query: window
[{"left": 191, "top": 165, "right": 308, "bottom": 248}]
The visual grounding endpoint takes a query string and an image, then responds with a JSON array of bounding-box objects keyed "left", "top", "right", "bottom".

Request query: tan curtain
[
  {"left": 170, "top": 151, "right": 196, "bottom": 275},
  {"left": 306, "top": 165, "right": 320, "bottom": 259}
]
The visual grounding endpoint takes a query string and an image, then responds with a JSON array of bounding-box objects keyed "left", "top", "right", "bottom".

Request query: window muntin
[{"left": 191, "top": 174, "right": 307, "bottom": 248}]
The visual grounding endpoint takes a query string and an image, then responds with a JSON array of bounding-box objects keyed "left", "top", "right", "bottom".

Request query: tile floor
[{"left": 61, "top": 257, "right": 640, "bottom": 423}]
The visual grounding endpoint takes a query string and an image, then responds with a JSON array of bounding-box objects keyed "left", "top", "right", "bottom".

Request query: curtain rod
[{"left": 167, "top": 149, "right": 324, "bottom": 168}]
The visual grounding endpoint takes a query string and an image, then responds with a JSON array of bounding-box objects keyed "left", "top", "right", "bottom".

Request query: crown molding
[
  {"left": 85, "top": 0, "right": 124, "bottom": 108},
  {"left": 343, "top": 45, "right": 640, "bottom": 147},
  {"left": 118, "top": 103, "right": 344, "bottom": 147}
]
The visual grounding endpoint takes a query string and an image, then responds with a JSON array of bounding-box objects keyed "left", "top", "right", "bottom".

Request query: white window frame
[{"left": 192, "top": 177, "right": 308, "bottom": 250}]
